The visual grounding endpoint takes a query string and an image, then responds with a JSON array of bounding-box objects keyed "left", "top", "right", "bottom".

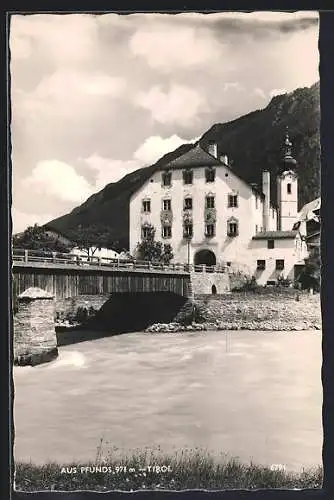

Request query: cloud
[
  {"left": 175, "top": 11, "right": 318, "bottom": 24},
  {"left": 9, "top": 35, "right": 32, "bottom": 60},
  {"left": 129, "top": 21, "right": 223, "bottom": 71},
  {"left": 82, "top": 133, "right": 200, "bottom": 186},
  {"left": 10, "top": 14, "right": 99, "bottom": 67},
  {"left": 223, "top": 82, "right": 244, "bottom": 93},
  {"left": 253, "top": 87, "right": 267, "bottom": 99},
  {"left": 83, "top": 155, "right": 139, "bottom": 188},
  {"left": 24, "top": 160, "right": 94, "bottom": 203},
  {"left": 133, "top": 134, "right": 198, "bottom": 165},
  {"left": 136, "top": 84, "right": 207, "bottom": 126},
  {"left": 206, "top": 11, "right": 318, "bottom": 39},
  {"left": 12, "top": 208, "right": 56, "bottom": 234},
  {"left": 33, "top": 69, "right": 126, "bottom": 105}
]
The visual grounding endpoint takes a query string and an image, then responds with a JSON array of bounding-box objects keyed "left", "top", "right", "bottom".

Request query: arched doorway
[
  {"left": 194, "top": 249, "right": 216, "bottom": 267},
  {"left": 211, "top": 284, "right": 217, "bottom": 295}
]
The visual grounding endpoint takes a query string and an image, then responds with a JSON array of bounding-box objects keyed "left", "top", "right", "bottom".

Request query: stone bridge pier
[{"left": 14, "top": 287, "right": 59, "bottom": 366}]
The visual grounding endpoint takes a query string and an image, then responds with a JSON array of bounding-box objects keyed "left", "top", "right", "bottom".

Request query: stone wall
[
  {"left": 174, "top": 290, "right": 321, "bottom": 330},
  {"left": 191, "top": 271, "right": 230, "bottom": 296},
  {"left": 55, "top": 295, "right": 110, "bottom": 322},
  {"left": 14, "top": 287, "right": 58, "bottom": 366}
]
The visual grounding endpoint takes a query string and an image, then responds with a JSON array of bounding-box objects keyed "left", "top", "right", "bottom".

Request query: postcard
[{"left": 10, "top": 10, "right": 321, "bottom": 493}]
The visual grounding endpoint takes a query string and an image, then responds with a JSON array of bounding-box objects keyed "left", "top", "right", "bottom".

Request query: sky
[{"left": 10, "top": 11, "right": 319, "bottom": 233}]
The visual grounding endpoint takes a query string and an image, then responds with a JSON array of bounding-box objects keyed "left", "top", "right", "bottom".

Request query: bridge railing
[{"left": 12, "top": 248, "right": 228, "bottom": 274}]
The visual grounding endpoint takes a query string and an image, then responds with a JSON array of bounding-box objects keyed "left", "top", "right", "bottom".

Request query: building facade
[{"left": 129, "top": 132, "right": 308, "bottom": 285}]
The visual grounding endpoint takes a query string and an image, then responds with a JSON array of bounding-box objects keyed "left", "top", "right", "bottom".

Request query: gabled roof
[
  {"left": 252, "top": 230, "right": 298, "bottom": 240},
  {"left": 162, "top": 144, "right": 222, "bottom": 169},
  {"left": 160, "top": 144, "right": 265, "bottom": 200}
]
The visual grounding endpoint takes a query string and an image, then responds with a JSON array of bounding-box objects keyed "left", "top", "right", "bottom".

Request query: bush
[
  {"left": 296, "top": 248, "right": 320, "bottom": 292},
  {"left": 233, "top": 276, "right": 261, "bottom": 293},
  {"left": 75, "top": 307, "right": 88, "bottom": 323},
  {"left": 276, "top": 276, "right": 293, "bottom": 288},
  {"left": 88, "top": 306, "right": 97, "bottom": 318},
  {"left": 176, "top": 301, "right": 207, "bottom": 326},
  {"left": 192, "top": 303, "right": 207, "bottom": 323},
  {"left": 134, "top": 224, "right": 174, "bottom": 264}
]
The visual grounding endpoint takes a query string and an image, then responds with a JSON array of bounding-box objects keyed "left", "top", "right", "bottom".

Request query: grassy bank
[{"left": 15, "top": 447, "right": 322, "bottom": 491}]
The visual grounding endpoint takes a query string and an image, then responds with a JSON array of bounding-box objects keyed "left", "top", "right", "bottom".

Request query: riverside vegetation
[{"left": 15, "top": 445, "right": 322, "bottom": 491}]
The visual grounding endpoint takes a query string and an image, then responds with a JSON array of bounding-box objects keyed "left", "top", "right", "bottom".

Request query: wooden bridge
[{"left": 12, "top": 249, "right": 228, "bottom": 301}]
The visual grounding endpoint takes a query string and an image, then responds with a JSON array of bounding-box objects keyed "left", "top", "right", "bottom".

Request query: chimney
[
  {"left": 262, "top": 170, "right": 270, "bottom": 232},
  {"left": 208, "top": 141, "right": 218, "bottom": 158},
  {"left": 220, "top": 154, "right": 228, "bottom": 165}
]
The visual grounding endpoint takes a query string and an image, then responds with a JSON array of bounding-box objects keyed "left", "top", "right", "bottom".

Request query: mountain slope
[
  {"left": 47, "top": 82, "right": 320, "bottom": 250},
  {"left": 200, "top": 81, "right": 320, "bottom": 209}
]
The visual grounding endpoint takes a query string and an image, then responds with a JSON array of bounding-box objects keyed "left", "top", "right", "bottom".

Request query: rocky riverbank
[
  {"left": 146, "top": 291, "right": 322, "bottom": 333},
  {"left": 146, "top": 320, "right": 321, "bottom": 333}
]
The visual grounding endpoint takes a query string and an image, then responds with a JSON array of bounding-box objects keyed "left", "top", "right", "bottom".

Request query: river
[{"left": 13, "top": 330, "right": 322, "bottom": 472}]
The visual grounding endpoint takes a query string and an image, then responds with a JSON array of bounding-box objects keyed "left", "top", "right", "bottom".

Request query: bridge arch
[{"left": 194, "top": 249, "right": 216, "bottom": 267}]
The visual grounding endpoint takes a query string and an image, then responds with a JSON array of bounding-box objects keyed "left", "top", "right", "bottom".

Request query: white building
[
  {"left": 69, "top": 246, "right": 121, "bottom": 261},
  {"left": 129, "top": 132, "right": 309, "bottom": 285}
]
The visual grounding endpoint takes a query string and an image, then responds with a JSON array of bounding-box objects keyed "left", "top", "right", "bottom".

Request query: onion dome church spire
[{"left": 282, "top": 126, "right": 297, "bottom": 167}]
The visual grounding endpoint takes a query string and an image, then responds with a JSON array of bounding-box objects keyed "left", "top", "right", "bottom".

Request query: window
[
  {"left": 162, "top": 225, "right": 172, "bottom": 238},
  {"left": 287, "top": 183, "right": 292, "bottom": 194},
  {"left": 142, "top": 200, "right": 151, "bottom": 213},
  {"left": 183, "top": 169, "right": 193, "bottom": 185},
  {"left": 255, "top": 224, "right": 258, "bottom": 233},
  {"left": 257, "top": 260, "right": 266, "bottom": 270},
  {"left": 228, "top": 194, "right": 238, "bottom": 208},
  {"left": 183, "top": 224, "right": 193, "bottom": 238},
  {"left": 142, "top": 226, "right": 151, "bottom": 239},
  {"left": 205, "top": 168, "right": 216, "bottom": 183},
  {"left": 162, "top": 171, "right": 172, "bottom": 187},
  {"left": 184, "top": 197, "right": 193, "bottom": 210},
  {"left": 276, "top": 259, "right": 285, "bottom": 271},
  {"left": 206, "top": 195, "right": 215, "bottom": 209},
  {"left": 272, "top": 209, "right": 275, "bottom": 219},
  {"left": 163, "top": 199, "right": 171, "bottom": 211},
  {"left": 267, "top": 239, "right": 275, "bottom": 249},
  {"left": 255, "top": 197, "right": 258, "bottom": 209},
  {"left": 227, "top": 220, "right": 239, "bottom": 237},
  {"left": 205, "top": 224, "right": 215, "bottom": 237}
]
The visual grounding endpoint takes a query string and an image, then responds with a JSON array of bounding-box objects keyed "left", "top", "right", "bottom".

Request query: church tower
[{"left": 277, "top": 128, "right": 298, "bottom": 231}]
